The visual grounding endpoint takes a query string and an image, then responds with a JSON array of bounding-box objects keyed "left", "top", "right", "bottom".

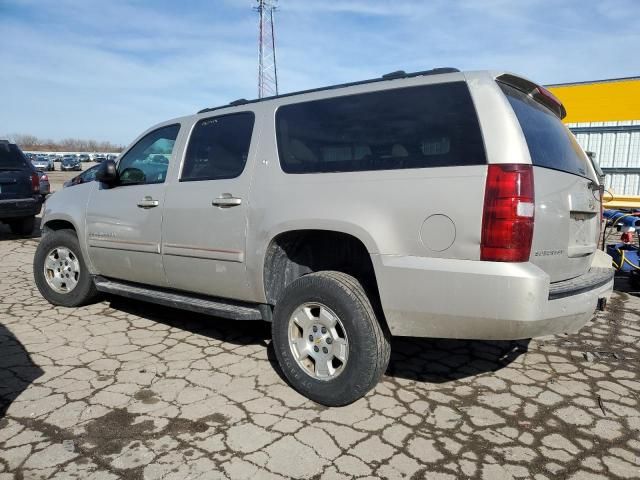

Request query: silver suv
[{"left": 34, "top": 69, "right": 614, "bottom": 406}]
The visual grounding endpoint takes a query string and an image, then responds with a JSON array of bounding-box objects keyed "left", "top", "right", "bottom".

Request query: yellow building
[{"left": 547, "top": 77, "right": 640, "bottom": 196}]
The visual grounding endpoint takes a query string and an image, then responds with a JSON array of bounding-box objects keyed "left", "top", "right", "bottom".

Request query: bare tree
[{"left": 5, "top": 133, "right": 124, "bottom": 152}]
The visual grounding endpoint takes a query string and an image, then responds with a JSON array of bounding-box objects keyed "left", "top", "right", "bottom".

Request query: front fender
[{"left": 41, "top": 183, "right": 96, "bottom": 273}]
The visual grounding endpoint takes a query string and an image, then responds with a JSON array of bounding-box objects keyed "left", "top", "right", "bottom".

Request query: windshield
[{"left": 500, "top": 83, "right": 592, "bottom": 178}]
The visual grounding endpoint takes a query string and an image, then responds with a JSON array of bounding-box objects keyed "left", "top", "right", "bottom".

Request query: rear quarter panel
[{"left": 245, "top": 83, "right": 487, "bottom": 302}]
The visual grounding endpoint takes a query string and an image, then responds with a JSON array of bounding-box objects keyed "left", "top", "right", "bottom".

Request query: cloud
[{"left": 1, "top": 0, "right": 638, "bottom": 144}]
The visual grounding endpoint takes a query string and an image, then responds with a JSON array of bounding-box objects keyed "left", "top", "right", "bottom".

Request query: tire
[
  {"left": 9, "top": 216, "right": 35, "bottom": 235},
  {"left": 33, "top": 229, "right": 99, "bottom": 307},
  {"left": 272, "top": 271, "right": 390, "bottom": 406}
]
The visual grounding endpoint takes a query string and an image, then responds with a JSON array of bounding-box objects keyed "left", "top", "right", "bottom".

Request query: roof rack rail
[
  {"left": 198, "top": 67, "right": 460, "bottom": 114},
  {"left": 382, "top": 70, "right": 407, "bottom": 79}
]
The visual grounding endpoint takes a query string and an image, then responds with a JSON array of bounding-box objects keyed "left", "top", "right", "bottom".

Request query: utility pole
[{"left": 255, "top": 0, "right": 278, "bottom": 98}]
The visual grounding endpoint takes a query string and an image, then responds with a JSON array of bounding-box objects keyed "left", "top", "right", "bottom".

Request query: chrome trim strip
[
  {"left": 162, "top": 243, "right": 244, "bottom": 262},
  {"left": 88, "top": 238, "right": 160, "bottom": 254}
]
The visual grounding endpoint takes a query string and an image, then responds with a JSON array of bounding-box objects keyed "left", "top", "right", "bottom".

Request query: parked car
[
  {"left": 32, "top": 155, "right": 55, "bottom": 171},
  {"left": 33, "top": 69, "right": 614, "bottom": 406},
  {"left": 93, "top": 154, "right": 107, "bottom": 163},
  {"left": 63, "top": 164, "right": 99, "bottom": 188},
  {"left": 38, "top": 171, "right": 51, "bottom": 196},
  {"left": 61, "top": 155, "right": 82, "bottom": 171},
  {"left": 0, "top": 140, "right": 43, "bottom": 234},
  {"left": 78, "top": 154, "right": 91, "bottom": 162}
]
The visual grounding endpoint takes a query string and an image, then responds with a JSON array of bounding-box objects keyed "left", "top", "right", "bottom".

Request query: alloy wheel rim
[
  {"left": 288, "top": 302, "right": 349, "bottom": 380},
  {"left": 43, "top": 247, "right": 80, "bottom": 294}
]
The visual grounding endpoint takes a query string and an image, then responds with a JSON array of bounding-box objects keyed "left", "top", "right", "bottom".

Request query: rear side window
[
  {"left": 0, "top": 144, "right": 28, "bottom": 170},
  {"left": 500, "top": 83, "right": 590, "bottom": 178},
  {"left": 181, "top": 112, "right": 255, "bottom": 182},
  {"left": 276, "top": 82, "right": 486, "bottom": 174}
]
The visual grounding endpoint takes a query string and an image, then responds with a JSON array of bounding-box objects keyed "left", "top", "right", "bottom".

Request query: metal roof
[{"left": 546, "top": 76, "right": 640, "bottom": 88}]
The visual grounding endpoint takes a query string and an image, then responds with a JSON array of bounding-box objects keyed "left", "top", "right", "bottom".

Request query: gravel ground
[{"left": 0, "top": 232, "right": 639, "bottom": 480}]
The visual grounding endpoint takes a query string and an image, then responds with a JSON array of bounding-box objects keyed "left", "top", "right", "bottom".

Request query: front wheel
[
  {"left": 33, "top": 229, "right": 99, "bottom": 307},
  {"left": 272, "top": 271, "right": 390, "bottom": 406}
]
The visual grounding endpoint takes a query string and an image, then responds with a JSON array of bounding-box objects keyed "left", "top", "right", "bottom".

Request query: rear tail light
[
  {"left": 30, "top": 173, "right": 40, "bottom": 193},
  {"left": 481, "top": 164, "right": 535, "bottom": 262}
]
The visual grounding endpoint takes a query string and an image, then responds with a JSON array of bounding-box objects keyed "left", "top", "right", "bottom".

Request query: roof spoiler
[{"left": 497, "top": 73, "right": 567, "bottom": 120}]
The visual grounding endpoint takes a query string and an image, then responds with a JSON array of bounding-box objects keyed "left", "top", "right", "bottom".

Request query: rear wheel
[
  {"left": 33, "top": 229, "right": 99, "bottom": 307},
  {"left": 272, "top": 271, "right": 390, "bottom": 406},
  {"left": 8, "top": 216, "right": 35, "bottom": 235}
]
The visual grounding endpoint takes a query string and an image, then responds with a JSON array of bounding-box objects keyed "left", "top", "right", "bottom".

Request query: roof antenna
[{"left": 255, "top": 0, "right": 279, "bottom": 99}]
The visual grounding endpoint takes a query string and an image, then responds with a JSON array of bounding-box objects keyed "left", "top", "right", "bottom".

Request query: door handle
[
  {"left": 137, "top": 196, "right": 159, "bottom": 209},
  {"left": 212, "top": 194, "right": 242, "bottom": 208}
]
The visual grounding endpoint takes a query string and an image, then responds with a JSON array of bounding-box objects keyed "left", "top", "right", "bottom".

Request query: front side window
[
  {"left": 181, "top": 112, "right": 255, "bottom": 182},
  {"left": 117, "top": 124, "right": 180, "bottom": 186},
  {"left": 276, "top": 82, "right": 486, "bottom": 174}
]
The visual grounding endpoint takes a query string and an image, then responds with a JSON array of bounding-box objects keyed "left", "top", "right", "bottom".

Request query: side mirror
[{"left": 95, "top": 160, "right": 118, "bottom": 184}]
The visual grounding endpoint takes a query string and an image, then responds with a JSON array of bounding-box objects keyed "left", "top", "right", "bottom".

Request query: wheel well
[
  {"left": 263, "top": 230, "right": 387, "bottom": 327},
  {"left": 42, "top": 220, "right": 76, "bottom": 235}
]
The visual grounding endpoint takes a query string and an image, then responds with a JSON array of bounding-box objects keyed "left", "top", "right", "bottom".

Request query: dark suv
[{"left": 0, "top": 141, "right": 42, "bottom": 235}]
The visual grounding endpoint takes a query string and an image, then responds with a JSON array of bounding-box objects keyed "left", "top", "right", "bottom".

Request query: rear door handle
[
  {"left": 137, "top": 196, "right": 159, "bottom": 209},
  {"left": 212, "top": 194, "right": 242, "bottom": 208}
]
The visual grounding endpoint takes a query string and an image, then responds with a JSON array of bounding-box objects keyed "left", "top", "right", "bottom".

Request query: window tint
[
  {"left": 500, "top": 83, "right": 590, "bottom": 178},
  {"left": 181, "top": 112, "right": 255, "bottom": 182},
  {"left": 276, "top": 82, "right": 486, "bottom": 174},
  {"left": 0, "top": 144, "right": 28, "bottom": 170},
  {"left": 117, "top": 124, "right": 180, "bottom": 186}
]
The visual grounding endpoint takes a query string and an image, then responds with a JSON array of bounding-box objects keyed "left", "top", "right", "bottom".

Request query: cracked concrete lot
[{"left": 0, "top": 235, "right": 639, "bottom": 480}]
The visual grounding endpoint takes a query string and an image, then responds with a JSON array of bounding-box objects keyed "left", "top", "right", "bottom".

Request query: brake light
[
  {"left": 481, "top": 164, "right": 534, "bottom": 262},
  {"left": 535, "top": 85, "right": 563, "bottom": 110},
  {"left": 30, "top": 173, "right": 40, "bottom": 193}
]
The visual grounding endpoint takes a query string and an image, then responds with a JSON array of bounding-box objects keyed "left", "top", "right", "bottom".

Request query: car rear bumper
[
  {"left": 0, "top": 197, "right": 42, "bottom": 219},
  {"left": 372, "top": 251, "right": 614, "bottom": 340}
]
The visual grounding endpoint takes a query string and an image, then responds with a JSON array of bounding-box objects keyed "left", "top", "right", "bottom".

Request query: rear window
[
  {"left": 276, "top": 82, "right": 486, "bottom": 174},
  {"left": 500, "top": 83, "right": 591, "bottom": 178},
  {"left": 0, "top": 144, "right": 28, "bottom": 170}
]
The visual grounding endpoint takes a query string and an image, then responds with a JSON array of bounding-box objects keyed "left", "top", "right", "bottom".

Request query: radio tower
[{"left": 255, "top": 0, "right": 278, "bottom": 98}]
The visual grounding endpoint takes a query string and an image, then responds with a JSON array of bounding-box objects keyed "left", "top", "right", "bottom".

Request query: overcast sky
[{"left": 1, "top": 0, "right": 639, "bottom": 144}]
